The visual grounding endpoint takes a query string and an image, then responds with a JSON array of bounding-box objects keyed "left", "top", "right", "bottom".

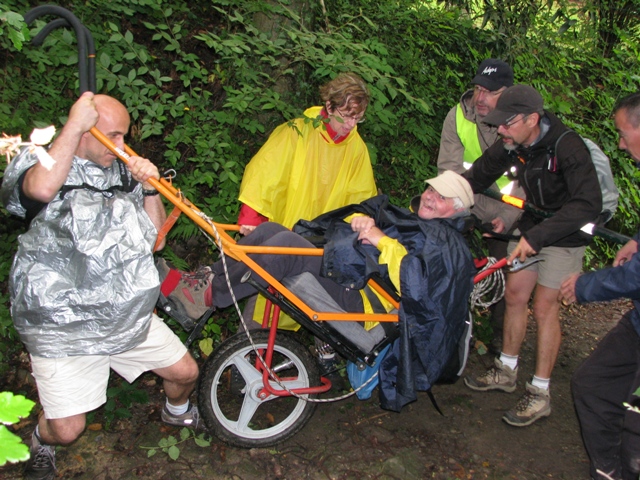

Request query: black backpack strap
[
  {"left": 59, "top": 183, "right": 127, "bottom": 199},
  {"left": 548, "top": 130, "right": 573, "bottom": 173},
  {"left": 116, "top": 158, "right": 138, "bottom": 193},
  {"left": 59, "top": 160, "right": 139, "bottom": 199}
]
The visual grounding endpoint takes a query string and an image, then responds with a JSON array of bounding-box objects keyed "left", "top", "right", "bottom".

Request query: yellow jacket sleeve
[{"left": 377, "top": 235, "right": 408, "bottom": 292}]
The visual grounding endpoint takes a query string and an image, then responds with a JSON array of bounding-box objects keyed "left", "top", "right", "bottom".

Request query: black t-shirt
[{"left": 17, "top": 170, "right": 47, "bottom": 223}]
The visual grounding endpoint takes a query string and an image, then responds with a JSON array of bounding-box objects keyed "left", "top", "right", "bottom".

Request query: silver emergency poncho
[{"left": 1, "top": 148, "right": 160, "bottom": 358}]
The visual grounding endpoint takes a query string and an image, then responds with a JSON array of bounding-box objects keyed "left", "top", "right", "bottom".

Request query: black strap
[
  {"left": 363, "top": 284, "right": 387, "bottom": 314},
  {"left": 116, "top": 159, "right": 138, "bottom": 192},
  {"left": 59, "top": 183, "right": 127, "bottom": 199},
  {"left": 426, "top": 389, "right": 445, "bottom": 416},
  {"left": 59, "top": 159, "right": 138, "bottom": 199}
]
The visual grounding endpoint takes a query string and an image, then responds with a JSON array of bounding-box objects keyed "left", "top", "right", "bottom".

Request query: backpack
[{"left": 550, "top": 130, "right": 619, "bottom": 223}]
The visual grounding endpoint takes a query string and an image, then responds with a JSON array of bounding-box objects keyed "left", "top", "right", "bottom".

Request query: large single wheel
[{"left": 198, "top": 330, "right": 320, "bottom": 448}]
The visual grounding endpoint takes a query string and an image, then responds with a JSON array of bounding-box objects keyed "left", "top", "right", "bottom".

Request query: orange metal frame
[
  {"left": 91, "top": 127, "right": 400, "bottom": 397},
  {"left": 91, "top": 127, "right": 400, "bottom": 325},
  {"left": 91, "top": 127, "right": 507, "bottom": 398}
]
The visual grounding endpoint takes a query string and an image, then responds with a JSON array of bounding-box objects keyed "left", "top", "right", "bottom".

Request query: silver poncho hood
[{"left": 1, "top": 148, "right": 160, "bottom": 358}]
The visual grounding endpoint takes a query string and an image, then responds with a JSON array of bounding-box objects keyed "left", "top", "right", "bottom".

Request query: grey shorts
[
  {"left": 30, "top": 315, "right": 187, "bottom": 419},
  {"left": 507, "top": 241, "right": 586, "bottom": 289}
]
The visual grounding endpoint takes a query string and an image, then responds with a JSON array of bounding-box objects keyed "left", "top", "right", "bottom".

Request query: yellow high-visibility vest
[{"left": 456, "top": 104, "right": 510, "bottom": 190}]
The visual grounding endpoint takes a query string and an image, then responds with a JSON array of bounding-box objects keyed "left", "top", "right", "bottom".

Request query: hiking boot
[
  {"left": 502, "top": 382, "right": 551, "bottom": 427},
  {"left": 161, "top": 403, "right": 201, "bottom": 430},
  {"left": 157, "top": 258, "right": 214, "bottom": 322},
  {"left": 464, "top": 357, "right": 517, "bottom": 393},
  {"left": 24, "top": 430, "right": 56, "bottom": 480}
]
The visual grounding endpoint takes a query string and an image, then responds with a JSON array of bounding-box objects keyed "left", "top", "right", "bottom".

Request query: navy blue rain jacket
[
  {"left": 576, "top": 229, "right": 640, "bottom": 337},
  {"left": 294, "top": 195, "right": 476, "bottom": 412}
]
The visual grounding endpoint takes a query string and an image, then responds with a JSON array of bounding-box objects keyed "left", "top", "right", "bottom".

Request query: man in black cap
[
  {"left": 462, "top": 84, "right": 602, "bottom": 427},
  {"left": 438, "top": 58, "right": 523, "bottom": 352}
]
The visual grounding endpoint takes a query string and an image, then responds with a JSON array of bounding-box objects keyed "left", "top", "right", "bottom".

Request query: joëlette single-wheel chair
[
  {"left": 19, "top": 4, "right": 522, "bottom": 450},
  {"left": 147, "top": 176, "right": 508, "bottom": 449},
  {"left": 88, "top": 121, "right": 509, "bottom": 449}
]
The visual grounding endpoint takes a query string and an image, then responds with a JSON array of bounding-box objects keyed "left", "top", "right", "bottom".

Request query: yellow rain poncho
[
  {"left": 239, "top": 106, "right": 377, "bottom": 228},
  {"left": 238, "top": 106, "right": 377, "bottom": 330}
]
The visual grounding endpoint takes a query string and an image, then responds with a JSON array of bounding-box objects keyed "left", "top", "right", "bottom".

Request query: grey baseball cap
[{"left": 483, "top": 84, "right": 544, "bottom": 126}]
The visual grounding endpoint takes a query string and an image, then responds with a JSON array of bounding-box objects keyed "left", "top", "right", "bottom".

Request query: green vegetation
[
  {"left": 0, "top": 391, "right": 35, "bottom": 466},
  {"left": 0, "top": 0, "right": 638, "bottom": 350}
]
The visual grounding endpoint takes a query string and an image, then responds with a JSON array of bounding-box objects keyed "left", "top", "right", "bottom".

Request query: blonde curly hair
[{"left": 319, "top": 73, "right": 370, "bottom": 115}]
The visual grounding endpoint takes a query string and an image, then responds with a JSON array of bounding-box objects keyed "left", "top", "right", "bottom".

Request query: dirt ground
[{"left": 1, "top": 299, "right": 631, "bottom": 480}]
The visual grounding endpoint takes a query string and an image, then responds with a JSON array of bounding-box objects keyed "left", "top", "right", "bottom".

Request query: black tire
[{"left": 198, "top": 330, "right": 320, "bottom": 448}]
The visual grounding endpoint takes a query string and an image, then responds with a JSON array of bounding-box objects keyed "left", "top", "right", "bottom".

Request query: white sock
[
  {"left": 165, "top": 399, "right": 189, "bottom": 416},
  {"left": 532, "top": 375, "right": 550, "bottom": 390},
  {"left": 499, "top": 353, "right": 518, "bottom": 370}
]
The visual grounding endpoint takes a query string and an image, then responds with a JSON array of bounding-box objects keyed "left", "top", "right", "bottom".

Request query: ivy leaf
[
  {"left": 0, "top": 425, "right": 30, "bottom": 466},
  {"left": 100, "top": 53, "right": 111, "bottom": 69},
  {"left": 194, "top": 435, "right": 211, "bottom": 447},
  {"left": 199, "top": 337, "right": 213, "bottom": 357},
  {"left": 0, "top": 392, "right": 35, "bottom": 425},
  {"left": 168, "top": 445, "right": 180, "bottom": 461}
]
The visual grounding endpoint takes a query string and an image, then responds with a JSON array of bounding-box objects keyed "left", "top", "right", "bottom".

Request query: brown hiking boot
[
  {"left": 157, "top": 258, "right": 213, "bottom": 321},
  {"left": 464, "top": 357, "right": 517, "bottom": 393},
  {"left": 502, "top": 382, "right": 551, "bottom": 427}
]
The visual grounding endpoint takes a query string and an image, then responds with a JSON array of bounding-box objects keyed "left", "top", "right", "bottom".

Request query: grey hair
[
  {"left": 453, "top": 196, "right": 465, "bottom": 210},
  {"left": 451, "top": 196, "right": 469, "bottom": 217},
  {"left": 614, "top": 92, "right": 640, "bottom": 128}
]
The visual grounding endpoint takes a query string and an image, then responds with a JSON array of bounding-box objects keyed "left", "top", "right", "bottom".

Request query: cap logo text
[{"left": 482, "top": 67, "right": 498, "bottom": 76}]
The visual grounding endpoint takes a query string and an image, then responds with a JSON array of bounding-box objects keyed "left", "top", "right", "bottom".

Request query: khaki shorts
[
  {"left": 30, "top": 315, "right": 188, "bottom": 419},
  {"left": 507, "top": 241, "right": 586, "bottom": 289}
]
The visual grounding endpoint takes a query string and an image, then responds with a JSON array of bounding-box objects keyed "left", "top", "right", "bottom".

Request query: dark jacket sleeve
[
  {"left": 576, "top": 230, "right": 640, "bottom": 304},
  {"left": 461, "top": 141, "right": 511, "bottom": 193}
]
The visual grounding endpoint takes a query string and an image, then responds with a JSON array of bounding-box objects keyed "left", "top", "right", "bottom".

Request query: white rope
[{"left": 469, "top": 257, "right": 505, "bottom": 311}]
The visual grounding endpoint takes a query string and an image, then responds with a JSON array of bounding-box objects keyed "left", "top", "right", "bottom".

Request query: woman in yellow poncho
[
  {"left": 236, "top": 73, "right": 378, "bottom": 331},
  {"left": 237, "top": 72, "right": 377, "bottom": 233}
]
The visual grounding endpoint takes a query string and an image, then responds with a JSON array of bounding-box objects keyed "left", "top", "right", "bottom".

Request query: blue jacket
[
  {"left": 576, "top": 229, "right": 640, "bottom": 337},
  {"left": 296, "top": 196, "right": 476, "bottom": 412}
]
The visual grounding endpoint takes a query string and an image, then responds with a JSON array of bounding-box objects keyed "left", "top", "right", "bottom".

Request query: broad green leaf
[
  {"left": 0, "top": 392, "right": 35, "bottom": 425},
  {"left": 194, "top": 435, "right": 211, "bottom": 447},
  {"left": 168, "top": 445, "right": 180, "bottom": 460},
  {"left": 0, "top": 426, "right": 30, "bottom": 466},
  {"left": 199, "top": 337, "right": 213, "bottom": 357},
  {"left": 100, "top": 53, "right": 111, "bottom": 69}
]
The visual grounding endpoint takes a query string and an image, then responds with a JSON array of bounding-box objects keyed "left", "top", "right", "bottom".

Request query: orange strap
[{"left": 153, "top": 205, "right": 182, "bottom": 252}]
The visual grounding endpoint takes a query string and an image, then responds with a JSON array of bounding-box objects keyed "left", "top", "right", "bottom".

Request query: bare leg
[
  {"left": 37, "top": 414, "right": 86, "bottom": 445},
  {"left": 153, "top": 352, "right": 199, "bottom": 406},
  {"left": 502, "top": 269, "right": 538, "bottom": 357},
  {"left": 531, "top": 285, "right": 562, "bottom": 378}
]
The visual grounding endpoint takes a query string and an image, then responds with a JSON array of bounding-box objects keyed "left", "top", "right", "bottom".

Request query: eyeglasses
[
  {"left": 473, "top": 85, "right": 505, "bottom": 97},
  {"left": 502, "top": 115, "right": 528, "bottom": 130},
  {"left": 333, "top": 107, "right": 365, "bottom": 124}
]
